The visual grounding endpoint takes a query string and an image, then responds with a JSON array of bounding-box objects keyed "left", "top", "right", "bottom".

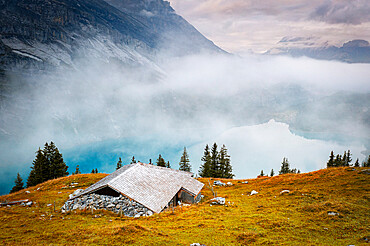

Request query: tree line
[
  {"left": 259, "top": 157, "right": 300, "bottom": 178},
  {"left": 327, "top": 150, "right": 369, "bottom": 168}
]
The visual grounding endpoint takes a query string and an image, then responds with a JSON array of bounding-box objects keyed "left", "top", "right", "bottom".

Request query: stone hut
[{"left": 70, "top": 162, "right": 204, "bottom": 214}]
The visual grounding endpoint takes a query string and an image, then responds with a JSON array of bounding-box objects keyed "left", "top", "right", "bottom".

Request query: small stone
[
  {"left": 328, "top": 211, "right": 339, "bottom": 216},
  {"left": 134, "top": 214, "right": 141, "bottom": 218},
  {"left": 280, "top": 190, "right": 290, "bottom": 194},
  {"left": 242, "top": 181, "right": 248, "bottom": 184},
  {"left": 25, "top": 201, "right": 33, "bottom": 206},
  {"left": 25, "top": 191, "right": 30, "bottom": 194},
  {"left": 250, "top": 190, "right": 258, "bottom": 195},
  {"left": 47, "top": 204, "right": 52, "bottom": 207}
]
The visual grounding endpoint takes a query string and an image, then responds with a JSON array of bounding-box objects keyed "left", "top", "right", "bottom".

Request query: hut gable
[{"left": 74, "top": 163, "right": 204, "bottom": 213}]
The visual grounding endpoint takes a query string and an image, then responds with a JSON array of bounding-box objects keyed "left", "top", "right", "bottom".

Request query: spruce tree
[
  {"left": 27, "top": 148, "right": 49, "bottom": 187},
  {"left": 199, "top": 144, "right": 211, "bottom": 177},
  {"left": 116, "top": 157, "right": 123, "bottom": 170},
  {"left": 363, "top": 155, "right": 370, "bottom": 167},
  {"left": 260, "top": 170, "right": 264, "bottom": 176},
  {"left": 131, "top": 156, "right": 137, "bottom": 164},
  {"left": 210, "top": 143, "right": 219, "bottom": 177},
  {"left": 166, "top": 161, "right": 171, "bottom": 168},
  {"left": 346, "top": 150, "right": 352, "bottom": 166},
  {"left": 91, "top": 169, "right": 95, "bottom": 173},
  {"left": 218, "top": 145, "right": 234, "bottom": 178},
  {"left": 10, "top": 173, "right": 24, "bottom": 193},
  {"left": 156, "top": 154, "right": 166, "bottom": 167},
  {"left": 73, "top": 165, "right": 81, "bottom": 175},
  {"left": 354, "top": 158, "right": 360, "bottom": 167},
  {"left": 270, "top": 169, "right": 274, "bottom": 177},
  {"left": 179, "top": 147, "right": 191, "bottom": 172},
  {"left": 334, "top": 154, "right": 342, "bottom": 167},
  {"left": 95, "top": 168, "right": 98, "bottom": 173},
  {"left": 44, "top": 142, "right": 68, "bottom": 179},
  {"left": 279, "top": 157, "right": 290, "bottom": 175},
  {"left": 327, "top": 151, "right": 335, "bottom": 168}
]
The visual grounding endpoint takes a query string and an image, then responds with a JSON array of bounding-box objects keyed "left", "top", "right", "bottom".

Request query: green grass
[{"left": 0, "top": 167, "right": 369, "bottom": 245}]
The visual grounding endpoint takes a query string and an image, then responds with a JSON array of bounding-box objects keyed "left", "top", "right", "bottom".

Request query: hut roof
[{"left": 74, "top": 162, "right": 204, "bottom": 213}]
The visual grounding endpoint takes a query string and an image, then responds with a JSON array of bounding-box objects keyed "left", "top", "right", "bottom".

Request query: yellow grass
[{"left": 0, "top": 167, "right": 369, "bottom": 245}]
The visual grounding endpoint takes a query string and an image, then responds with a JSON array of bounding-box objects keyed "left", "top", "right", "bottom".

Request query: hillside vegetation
[{"left": 0, "top": 167, "right": 369, "bottom": 245}]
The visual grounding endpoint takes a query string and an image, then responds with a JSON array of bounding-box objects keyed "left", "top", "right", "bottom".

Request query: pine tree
[
  {"left": 44, "top": 142, "right": 68, "bottom": 179},
  {"left": 10, "top": 173, "right": 24, "bottom": 193},
  {"left": 279, "top": 157, "right": 290, "bottom": 175},
  {"left": 27, "top": 148, "right": 49, "bottom": 187},
  {"left": 260, "top": 170, "right": 264, "bottom": 176},
  {"left": 327, "top": 151, "right": 335, "bottom": 168},
  {"left": 73, "top": 165, "right": 81, "bottom": 175},
  {"left": 334, "top": 154, "right": 342, "bottom": 167},
  {"left": 179, "top": 147, "right": 191, "bottom": 172},
  {"left": 218, "top": 145, "right": 234, "bottom": 178},
  {"left": 199, "top": 144, "right": 211, "bottom": 177},
  {"left": 354, "top": 158, "right": 360, "bottom": 167},
  {"left": 270, "top": 169, "right": 274, "bottom": 177},
  {"left": 363, "top": 155, "right": 370, "bottom": 167},
  {"left": 95, "top": 168, "right": 98, "bottom": 173},
  {"left": 166, "top": 161, "right": 171, "bottom": 168},
  {"left": 346, "top": 150, "right": 352, "bottom": 166},
  {"left": 131, "top": 156, "right": 137, "bottom": 164},
  {"left": 210, "top": 143, "right": 219, "bottom": 177},
  {"left": 91, "top": 169, "right": 95, "bottom": 173},
  {"left": 156, "top": 154, "right": 166, "bottom": 167},
  {"left": 297, "top": 170, "right": 301, "bottom": 174},
  {"left": 116, "top": 157, "right": 123, "bottom": 170}
]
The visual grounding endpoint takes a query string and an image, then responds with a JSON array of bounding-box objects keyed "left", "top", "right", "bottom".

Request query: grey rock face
[{"left": 61, "top": 193, "right": 153, "bottom": 218}]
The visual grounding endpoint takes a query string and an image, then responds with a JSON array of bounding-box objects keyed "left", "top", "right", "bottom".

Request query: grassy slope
[{"left": 0, "top": 167, "right": 369, "bottom": 245}]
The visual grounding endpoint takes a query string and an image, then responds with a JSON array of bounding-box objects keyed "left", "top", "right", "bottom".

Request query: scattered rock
[
  {"left": 250, "top": 190, "right": 258, "bottom": 195},
  {"left": 213, "top": 180, "right": 225, "bottom": 186},
  {"left": 327, "top": 211, "right": 339, "bottom": 216},
  {"left": 360, "top": 169, "right": 370, "bottom": 175},
  {"left": 242, "top": 181, "right": 248, "bottom": 184},
  {"left": 226, "top": 182, "right": 233, "bottom": 186},
  {"left": 280, "top": 190, "right": 290, "bottom": 194},
  {"left": 25, "top": 191, "right": 30, "bottom": 194},
  {"left": 210, "top": 197, "right": 225, "bottom": 205},
  {"left": 190, "top": 243, "right": 206, "bottom": 246},
  {"left": 25, "top": 201, "right": 33, "bottom": 206},
  {"left": 69, "top": 189, "right": 84, "bottom": 199},
  {"left": 37, "top": 187, "right": 41, "bottom": 191},
  {"left": 47, "top": 204, "right": 52, "bottom": 207}
]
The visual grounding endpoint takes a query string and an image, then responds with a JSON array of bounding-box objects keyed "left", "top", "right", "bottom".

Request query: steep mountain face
[{"left": 0, "top": 0, "right": 222, "bottom": 70}]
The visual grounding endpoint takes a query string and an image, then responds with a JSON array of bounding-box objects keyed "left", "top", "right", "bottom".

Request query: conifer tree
[
  {"left": 27, "top": 148, "right": 49, "bottom": 187},
  {"left": 327, "top": 151, "right": 335, "bottom": 168},
  {"left": 279, "top": 157, "right": 290, "bottom": 175},
  {"left": 166, "top": 161, "right": 171, "bottom": 168},
  {"left": 199, "top": 144, "right": 211, "bottom": 177},
  {"left": 210, "top": 143, "right": 219, "bottom": 177},
  {"left": 260, "top": 170, "right": 264, "bottom": 176},
  {"left": 345, "top": 150, "right": 352, "bottom": 166},
  {"left": 156, "top": 154, "right": 166, "bottom": 167},
  {"left": 43, "top": 142, "right": 68, "bottom": 179},
  {"left": 363, "top": 155, "right": 370, "bottom": 167},
  {"left": 354, "top": 158, "right": 359, "bottom": 167},
  {"left": 131, "top": 156, "right": 137, "bottom": 164},
  {"left": 10, "top": 173, "right": 24, "bottom": 193},
  {"left": 334, "top": 154, "right": 342, "bottom": 167},
  {"left": 116, "top": 157, "right": 123, "bottom": 170},
  {"left": 95, "top": 168, "right": 98, "bottom": 173},
  {"left": 91, "top": 169, "right": 95, "bottom": 173},
  {"left": 270, "top": 169, "right": 274, "bottom": 177},
  {"left": 179, "top": 147, "right": 191, "bottom": 172},
  {"left": 73, "top": 165, "right": 81, "bottom": 175},
  {"left": 218, "top": 145, "right": 234, "bottom": 178}
]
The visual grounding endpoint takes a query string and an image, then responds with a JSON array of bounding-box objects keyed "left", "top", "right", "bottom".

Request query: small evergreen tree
[
  {"left": 156, "top": 154, "right": 166, "bottom": 167},
  {"left": 10, "top": 173, "right": 24, "bottom": 193},
  {"left": 116, "top": 157, "right": 123, "bottom": 170},
  {"left": 27, "top": 148, "right": 49, "bottom": 187},
  {"left": 327, "top": 151, "right": 335, "bottom": 168},
  {"left": 346, "top": 150, "right": 352, "bottom": 166},
  {"left": 73, "top": 165, "right": 81, "bottom": 175},
  {"left": 354, "top": 158, "right": 360, "bottom": 167},
  {"left": 260, "top": 170, "right": 265, "bottom": 176},
  {"left": 131, "top": 156, "right": 137, "bottom": 164},
  {"left": 363, "top": 155, "right": 370, "bottom": 167},
  {"left": 218, "top": 145, "right": 234, "bottom": 178},
  {"left": 95, "top": 168, "right": 98, "bottom": 173},
  {"left": 270, "top": 169, "right": 274, "bottom": 177},
  {"left": 91, "top": 169, "right": 95, "bottom": 173},
  {"left": 179, "top": 147, "right": 191, "bottom": 172},
  {"left": 210, "top": 143, "right": 219, "bottom": 177},
  {"left": 279, "top": 157, "right": 290, "bottom": 175},
  {"left": 297, "top": 169, "right": 301, "bottom": 174},
  {"left": 334, "top": 154, "right": 342, "bottom": 167},
  {"left": 166, "top": 161, "right": 171, "bottom": 168},
  {"left": 199, "top": 144, "right": 211, "bottom": 177}
]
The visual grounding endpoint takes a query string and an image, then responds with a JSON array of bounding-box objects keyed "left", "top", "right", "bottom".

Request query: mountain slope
[
  {"left": 0, "top": 0, "right": 223, "bottom": 70},
  {"left": 0, "top": 167, "right": 369, "bottom": 245}
]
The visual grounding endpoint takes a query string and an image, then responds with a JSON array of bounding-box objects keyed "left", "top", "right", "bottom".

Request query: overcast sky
[{"left": 169, "top": 0, "right": 370, "bottom": 53}]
